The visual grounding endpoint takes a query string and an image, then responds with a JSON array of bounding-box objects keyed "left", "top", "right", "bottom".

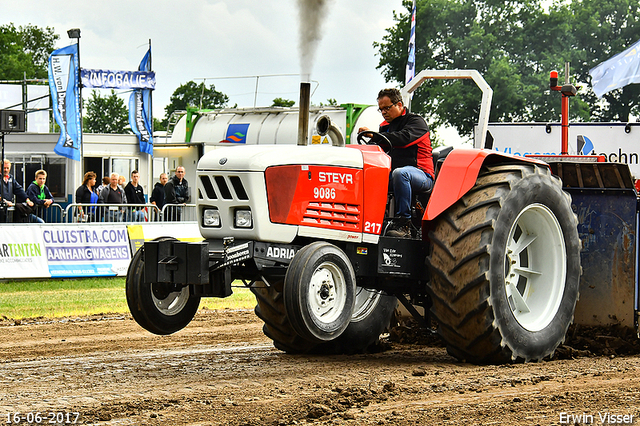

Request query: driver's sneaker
[{"left": 386, "top": 218, "right": 411, "bottom": 238}]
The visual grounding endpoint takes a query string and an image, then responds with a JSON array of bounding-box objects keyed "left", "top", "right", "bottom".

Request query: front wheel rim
[
  {"left": 151, "top": 284, "right": 190, "bottom": 316},
  {"left": 504, "top": 203, "right": 566, "bottom": 332},
  {"left": 308, "top": 261, "right": 348, "bottom": 325}
]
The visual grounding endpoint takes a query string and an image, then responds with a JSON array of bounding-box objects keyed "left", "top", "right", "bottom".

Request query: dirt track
[{"left": 1, "top": 309, "right": 640, "bottom": 425}]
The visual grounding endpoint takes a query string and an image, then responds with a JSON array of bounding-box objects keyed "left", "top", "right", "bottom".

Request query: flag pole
[
  {"left": 148, "top": 39, "right": 153, "bottom": 150},
  {"left": 405, "top": 0, "right": 417, "bottom": 111},
  {"left": 67, "top": 30, "right": 83, "bottom": 166}
]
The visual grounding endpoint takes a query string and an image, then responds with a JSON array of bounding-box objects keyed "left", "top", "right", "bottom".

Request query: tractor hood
[{"left": 197, "top": 145, "right": 364, "bottom": 173}]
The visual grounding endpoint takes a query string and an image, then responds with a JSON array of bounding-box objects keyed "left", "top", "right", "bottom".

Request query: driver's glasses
[{"left": 378, "top": 103, "right": 396, "bottom": 113}]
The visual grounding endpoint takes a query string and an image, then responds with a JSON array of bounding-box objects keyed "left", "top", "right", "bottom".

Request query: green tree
[
  {"left": 272, "top": 97, "right": 295, "bottom": 107},
  {"left": 319, "top": 98, "right": 338, "bottom": 106},
  {"left": 163, "top": 81, "right": 229, "bottom": 126},
  {"left": 567, "top": 0, "right": 640, "bottom": 122},
  {"left": 84, "top": 90, "right": 130, "bottom": 134},
  {"left": 153, "top": 117, "right": 166, "bottom": 132},
  {"left": 0, "top": 23, "right": 58, "bottom": 80},
  {"left": 374, "top": 0, "right": 640, "bottom": 137}
]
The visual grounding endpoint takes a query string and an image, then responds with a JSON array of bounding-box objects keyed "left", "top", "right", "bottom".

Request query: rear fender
[{"left": 424, "top": 149, "right": 548, "bottom": 221}]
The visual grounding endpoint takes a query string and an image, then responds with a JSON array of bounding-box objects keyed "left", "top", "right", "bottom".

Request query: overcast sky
[{"left": 3, "top": 0, "right": 406, "bottom": 119}]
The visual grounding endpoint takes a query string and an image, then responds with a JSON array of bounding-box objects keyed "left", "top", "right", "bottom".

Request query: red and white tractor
[{"left": 126, "top": 70, "right": 637, "bottom": 364}]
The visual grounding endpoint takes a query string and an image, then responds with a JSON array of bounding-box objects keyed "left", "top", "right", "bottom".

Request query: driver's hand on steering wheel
[{"left": 358, "top": 126, "right": 372, "bottom": 135}]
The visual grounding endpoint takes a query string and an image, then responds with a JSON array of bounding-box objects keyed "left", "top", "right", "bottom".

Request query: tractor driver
[{"left": 358, "top": 88, "right": 434, "bottom": 238}]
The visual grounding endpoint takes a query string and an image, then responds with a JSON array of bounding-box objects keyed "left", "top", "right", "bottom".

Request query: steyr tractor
[{"left": 126, "top": 70, "right": 638, "bottom": 364}]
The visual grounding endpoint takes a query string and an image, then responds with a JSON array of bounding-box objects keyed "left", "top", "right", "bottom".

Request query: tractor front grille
[
  {"left": 199, "top": 175, "right": 249, "bottom": 201},
  {"left": 302, "top": 202, "right": 360, "bottom": 230}
]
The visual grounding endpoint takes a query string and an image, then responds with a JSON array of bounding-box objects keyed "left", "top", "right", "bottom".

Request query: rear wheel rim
[
  {"left": 504, "top": 203, "right": 566, "bottom": 332},
  {"left": 351, "top": 288, "right": 382, "bottom": 322},
  {"left": 308, "top": 261, "right": 348, "bottom": 326}
]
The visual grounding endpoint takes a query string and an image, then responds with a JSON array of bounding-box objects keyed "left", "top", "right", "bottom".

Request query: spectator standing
[
  {"left": 1, "top": 159, "right": 35, "bottom": 223},
  {"left": 164, "top": 166, "right": 190, "bottom": 220},
  {"left": 124, "top": 170, "right": 146, "bottom": 222},
  {"left": 96, "top": 176, "right": 110, "bottom": 194},
  {"left": 75, "top": 171, "right": 102, "bottom": 222},
  {"left": 101, "top": 173, "right": 126, "bottom": 222},
  {"left": 150, "top": 173, "right": 168, "bottom": 214},
  {"left": 117, "top": 174, "right": 129, "bottom": 220},
  {"left": 26, "top": 169, "right": 54, "bottom": 223}
]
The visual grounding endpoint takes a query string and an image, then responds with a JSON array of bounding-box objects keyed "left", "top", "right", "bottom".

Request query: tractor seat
[
  {"left": 413, "top": 145, "right": 454, "bottom": 214},
  {"left": 432, "top": 145, "right": 454, "bottom": 178}
]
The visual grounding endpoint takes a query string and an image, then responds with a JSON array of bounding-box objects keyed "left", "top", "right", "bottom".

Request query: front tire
[
  {"left": 283, "top": 242, "right": 356, "bottom": 343},
  {"left": 126, "top": 239, "right": 201, "bottom": 335},
  {"left": 252, "top": 282, "right": 396, "bottom": 354},
  {"left": 427, "top": 164, "right": 580, "bottom": 363}
]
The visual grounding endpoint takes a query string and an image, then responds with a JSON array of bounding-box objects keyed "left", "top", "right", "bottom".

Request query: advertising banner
[
  {"left": 127, "top": 223, "right": 203, "bottom": 254},
  {"left": 42, "top": 225, "right": 131, "bottom": 277},
  {"left": 0, "top": 223, "right": 203, "bottom": 279},
  {"left": 48, "top": 44, "right": 82, "bottom": 162},
  {"left": 0, "top": 227, "right": 50, "bottom": 279},
  {"left": 479, "top": 123, "right": 640, "bottom": 177},
  {"left": 81, "top": 69, "right": 156, "bottom": 90},
  {"left": 129, "top": 48, "right": 154, "bottom": 155}
]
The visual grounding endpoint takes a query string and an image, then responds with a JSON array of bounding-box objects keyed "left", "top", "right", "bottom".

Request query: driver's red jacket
[{"left": 379, "top": 109, "right": 434, "bottom": 179}]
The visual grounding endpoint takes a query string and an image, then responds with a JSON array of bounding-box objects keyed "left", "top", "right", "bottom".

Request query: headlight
[
  {"left": 203, "top": 209, "right": 221, "bottom": 227},
  {"left": 235, "top": 209, "right": 252, "bottom": 228}
]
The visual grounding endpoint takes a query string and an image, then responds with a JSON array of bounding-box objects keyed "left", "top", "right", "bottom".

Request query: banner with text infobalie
[
  {"left": 48, "top": 44, "right": 82, "bottom": 161},
  {"left": 81, "top": 68, "right": 156, "bottom": 90},
  {"left": 129, "top": 48, "right": 154, "bottom": 155}
]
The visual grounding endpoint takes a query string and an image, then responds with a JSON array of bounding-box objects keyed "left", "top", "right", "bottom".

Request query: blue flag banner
[
  {"left": 129, "top": 48, "right": 154, "bottom": 155},
  {"left": 81, "top": 69, "right": 156, "bottom": 89},
  {"left": 48, "top": 44, "right": 82, "bottom": 161},
  {"left": 589, "top": 38, "right": 640, "bottom": 98},
  {"left": 405, "top": 0, "right": 416, "bottom": 85}
]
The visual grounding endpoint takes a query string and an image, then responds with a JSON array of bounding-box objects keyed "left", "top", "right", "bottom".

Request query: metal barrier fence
[
  {"left": 64, "top": 203, "right": 197, "bottom": 223},
  {"left": 32, "top": 203, "right": 65, "bottom": 223},
  {"left": 0, "top": 203, "right": 65, "bottom": 224},
  {"left": 161, "top": 204, "right": 198, "bottom": 221}
]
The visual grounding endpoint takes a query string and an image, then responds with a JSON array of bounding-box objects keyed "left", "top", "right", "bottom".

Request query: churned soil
[{"left": 1, "top": 310, "right": 639, "bottom": 425}]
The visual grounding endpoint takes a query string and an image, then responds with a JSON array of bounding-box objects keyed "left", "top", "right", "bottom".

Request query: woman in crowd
[{"left": 75, "top": 171, "right": 103, "bottom": 222}]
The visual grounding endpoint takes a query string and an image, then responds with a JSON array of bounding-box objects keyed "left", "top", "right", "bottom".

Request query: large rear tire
[
  {"left": 315, "top": 287, "right": 396, "bottom": 354},
  {"left": 126, "top": 239, "right": 201, "bottom": 335},
  {"left": 427, "top": 164, "right": 580, "bottom": 363},
  {"left": 252, "top": 283, "right": 318, "bottom": 354}
]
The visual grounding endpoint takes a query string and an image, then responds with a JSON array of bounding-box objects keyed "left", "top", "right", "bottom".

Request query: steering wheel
[{"left": 356, "top": 131, "right": 393, "bottom": 153}]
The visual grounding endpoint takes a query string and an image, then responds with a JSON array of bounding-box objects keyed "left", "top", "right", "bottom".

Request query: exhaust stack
[
  {"left": 297, "top": 82, "right": 311, "bottom": 145},
  {"left": 316, "top": 115, "right": 345, "bottom": 147}
]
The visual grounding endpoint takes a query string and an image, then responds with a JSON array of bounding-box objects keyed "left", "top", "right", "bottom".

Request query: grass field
[{"left": 0, "top": 277, "right": 256, "bottom": 320}]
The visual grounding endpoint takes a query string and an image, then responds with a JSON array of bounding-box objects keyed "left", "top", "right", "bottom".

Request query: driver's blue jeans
[{"left": 391, "top": 166, "right": 433, "bottom": 219}]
